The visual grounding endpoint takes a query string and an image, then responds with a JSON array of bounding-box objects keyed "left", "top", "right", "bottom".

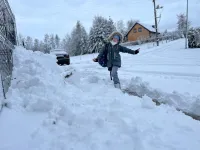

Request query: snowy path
[{"left": 0, "top": 39, "right": 200, "bottom": 150}]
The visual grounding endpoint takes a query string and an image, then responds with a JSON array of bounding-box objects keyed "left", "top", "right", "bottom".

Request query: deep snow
[{"left": 0, "top": 39, "right": 200, "bottom": 150}]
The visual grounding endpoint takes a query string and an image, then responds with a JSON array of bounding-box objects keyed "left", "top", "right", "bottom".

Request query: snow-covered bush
[{"left": 188, "top": 27, "right": 200, "bottom": 48}]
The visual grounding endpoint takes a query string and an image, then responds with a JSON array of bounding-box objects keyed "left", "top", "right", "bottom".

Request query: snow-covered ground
[{"left": 0, "top": 39, "right": 200, "bottom": 150}]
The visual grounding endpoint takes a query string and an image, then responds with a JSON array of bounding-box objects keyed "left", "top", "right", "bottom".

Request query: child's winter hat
[
  {"left": 113, "top": 35, "right": 120, "bottom": 41},
  {"left": 108, "top": 31, "right": 123, "bottom": 43}
]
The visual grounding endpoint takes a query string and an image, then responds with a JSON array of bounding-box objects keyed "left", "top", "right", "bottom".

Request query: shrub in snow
[{"left": 188, "top": 27, "right": 200, "bottom": 48}]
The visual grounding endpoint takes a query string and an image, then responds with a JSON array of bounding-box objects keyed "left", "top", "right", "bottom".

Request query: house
[{"left": 124, "top": 22, "right": 157, "bottom": 42}]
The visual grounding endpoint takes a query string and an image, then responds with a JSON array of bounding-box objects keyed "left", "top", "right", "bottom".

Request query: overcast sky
[{"left": 8, "top": 0, "right": 200, "bottom": 40}]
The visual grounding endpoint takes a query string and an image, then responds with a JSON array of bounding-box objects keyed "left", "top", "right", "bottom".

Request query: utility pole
[
  {"left": 153, "top": 0, "right": 159, "bottom": 46},
  {"left": 153, "top": 0, "right": 163, "bottom": 46},
  {"left": 185, "top": 0, "right": 189, "bottom": 49}
]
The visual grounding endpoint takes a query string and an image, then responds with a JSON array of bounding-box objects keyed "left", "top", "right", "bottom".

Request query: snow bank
[
  {"left": 124, "top": 76, "right": 200, "bottom": 116},
  {"left": 6, "top": 46, "right": 74, "bottom": 113}
]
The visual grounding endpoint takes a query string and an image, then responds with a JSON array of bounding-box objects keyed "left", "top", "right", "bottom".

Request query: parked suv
[{"left": 50, "top": 49, "right": 70, "bottom": 65}]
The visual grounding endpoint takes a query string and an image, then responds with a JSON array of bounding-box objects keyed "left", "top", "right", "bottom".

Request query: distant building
[{"left": 124, "top": 22, "right": 157, "bottom": 42}]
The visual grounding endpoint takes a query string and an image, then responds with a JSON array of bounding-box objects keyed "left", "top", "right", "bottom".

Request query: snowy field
[{"left": 0, "top": 39, "right": 200, "bottom": 150}]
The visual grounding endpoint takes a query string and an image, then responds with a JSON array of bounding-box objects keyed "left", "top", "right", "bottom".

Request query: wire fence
[{"left": 0, "top": 0, "right": 16, "bottom": 103}]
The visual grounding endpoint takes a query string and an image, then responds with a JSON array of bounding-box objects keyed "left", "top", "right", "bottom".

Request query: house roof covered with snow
[{"left": 125, "top": 22, "right": 156, "bottom": 37}]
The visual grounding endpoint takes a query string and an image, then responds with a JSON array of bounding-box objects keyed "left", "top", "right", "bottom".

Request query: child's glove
[
  {"left": 135, "top": 48, "right": 140, "bottom": 54},
  {"left": 93, "top": 58, "right": 98, "bottom": 62}
]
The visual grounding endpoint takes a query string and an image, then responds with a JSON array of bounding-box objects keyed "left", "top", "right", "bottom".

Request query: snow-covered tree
[
  {"left": 80, "top": 27, "right": 88, "bottom": 55},
  {"left": 163, "top": 29, "right": 168, "bottom": 35},
  {"left": 177, "top": 13, "right": 190, "bottom": 38},
  {"left": 88, "top": 16, "right": 116, "bottom": 53},
  {"left": 68, "top": 21, "right": 88, "bottom": 56},
  {"left": 61, "top": 34, "right": 72, "bottom": 53},
  {"left": 55, "top": 34, "right": 60, "bottom": 48},
  {"left": 107, "top": 17, "right": 116, "bottom": 34},
  {"left": 33, "top": 39, "right": 39, "bottom": 51},
  {"left": 43, "top": 34, "right": 51, "bottom": 53},
  {"left": 25, "top": 36, "right": 33, "bottom": 50},
  {"left": 115, "top": 20, "right": 126, "bottom": 36},
  {"left": 60, "top": 38, "right": 66, "bottom": 50},
  {"left": 39, "top": 41, "right": 45, "bottom": 53},
  {"left": 17, "top": 33, "right": 25, "bottom": 46},
  {"left": 49, "top": 34, "right": 55, "bottom": 49},
  {"left": 126, "top": 19, "right": 139, "bottom": 33}
]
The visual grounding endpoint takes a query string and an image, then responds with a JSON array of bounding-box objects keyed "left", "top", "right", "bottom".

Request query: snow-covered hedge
[{"left": 188, "top": 27, "right": 200, "bottom": 48}]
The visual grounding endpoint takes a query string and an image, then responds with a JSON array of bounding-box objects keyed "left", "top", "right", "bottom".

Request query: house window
[
  {"left": 133, "top": 28, "right": 137, "bottom": 33},
  {"left": 138, "top": 27, "right": 142, "bottom": 32}
]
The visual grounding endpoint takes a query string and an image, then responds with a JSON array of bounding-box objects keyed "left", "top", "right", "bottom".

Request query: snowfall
[{"left": 0, "top": 39, "right": 200, "bottom": 150}]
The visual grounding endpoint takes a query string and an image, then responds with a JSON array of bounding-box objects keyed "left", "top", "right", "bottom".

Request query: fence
[{"left": 0, "top": 0, "right": 16, "bottom": 102}]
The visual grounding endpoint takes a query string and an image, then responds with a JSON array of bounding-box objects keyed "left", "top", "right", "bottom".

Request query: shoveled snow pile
[
  {"left": 6, "top": 46, "right": 74, "bottom": 112},
  {"left": 0, "top": 45, "right": 200, "bottom": 150},
  {"left": 123, "top": 77, "right": 200, "bottom": 116}
]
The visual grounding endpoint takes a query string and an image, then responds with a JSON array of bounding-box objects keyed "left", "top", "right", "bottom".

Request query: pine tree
[
  {"left": 55, "top": 34, "right": 60, "bottom": 48},
  {"left": 33, "top": 39, "right": 39, "bottom": 51},
  {"left": 164, "top": 29, "right": 168, "bottom": 35},
  {"left": 61, "top": 34, "right": 72, "bottom": 53},
  {"left": 107, "top": 17, "right": 116, "bottom": 34},
  {"left": 69, "top": 21, "right": 88, "bottom": 56},
  {"left": 39, "top": 41, "right": 45, "bottom": 53},
  {"left": 44, "top": 34, "right": 51, "bottom": 53},
  {"left": 25, "top": 36, "right": 33, "bottom": 50},
  {"left": 80, "top": 26, "right": 88, "bottom": 55},
  {"left": 50, "top": 34, "right": 55, "bottom": 49},
  {"left": 88, "top": 16, "right": 116, "bottom": 53},
  {"left": 60, "top": 38, "right": 66, "bottom": 50}
]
